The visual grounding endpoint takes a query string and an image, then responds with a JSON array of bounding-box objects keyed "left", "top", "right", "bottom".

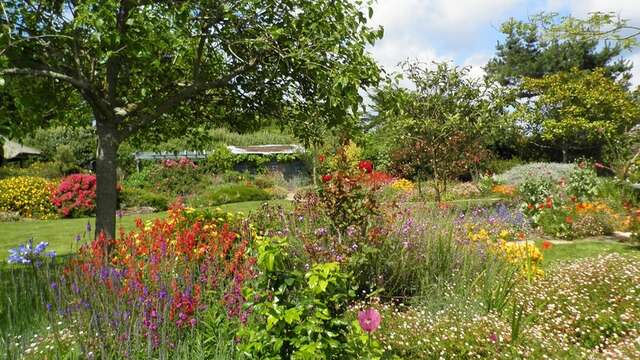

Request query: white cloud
[
  {"left": 546, "top": 0, "right": 640, "bottom": 19},
  {"left": 370, "top": 0, "right": 524, "bottom": 76}
]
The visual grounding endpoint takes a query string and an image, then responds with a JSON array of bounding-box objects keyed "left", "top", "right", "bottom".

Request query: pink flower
[{"left": 358, "top": 308, "right": 381, "bottom": 333}]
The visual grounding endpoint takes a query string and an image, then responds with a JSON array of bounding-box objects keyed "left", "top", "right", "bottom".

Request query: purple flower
[
  {"left": 358, "top": 308, "right": 381, "bottom": 333},
  {"left": 7, "top": 240, "right": 53, "bottom": 264},
  {"left": 346, "top": 225, "right": 357, "bottom": 237},
  {"left": 75, "top": 234, "right": 82, "bottom": 242},
  {"left": 86, "top": 222, "right": 92, "bottom": 233},
  {"left": 314, "top": 227, "right": 328, "bottom": 237}
]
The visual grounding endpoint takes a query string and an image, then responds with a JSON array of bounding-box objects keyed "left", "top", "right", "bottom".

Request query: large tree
[
  {"left": 485, "top": 14, "right": 631, "bottom": 90},
  {"left": 0, "top": 0, "right": 382, "bottom": 240}
]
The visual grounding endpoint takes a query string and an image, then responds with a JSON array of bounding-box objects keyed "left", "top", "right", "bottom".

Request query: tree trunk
[{"left": 95, "top": 120, "right": 120, "bottom": 241}]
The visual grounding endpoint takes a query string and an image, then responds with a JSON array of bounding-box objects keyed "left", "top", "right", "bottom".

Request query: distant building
[
  {"left": 1, "top": 136, "right": 42, "bottom": 165},
  {"left": 133, "top": 144, "right": 307, "bottom": 179}
]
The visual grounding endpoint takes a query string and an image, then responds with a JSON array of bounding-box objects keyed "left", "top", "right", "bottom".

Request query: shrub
[
  {"left": 22, "top": 126, "right": 97, "bottom": 166},
  {"left": 119, "top": 187, "right": 170, "bottom": 210},
  {"left": 0, "top": 162, "right": 63, "bottom": 179},
  {"left": 145, "top": 158, "right": 203, "bottom": 195},
  {"left": 567, "top": 167, "right": 600, "bottom": 200},
  {"left": 0, "top": 176, "right": 56, "bottom": 218},
  {"left": 494, "top": 162, "right": 576, "bottom": 186},
  {"left": 482, "top": 158, "right": 524, "bottom": 176},
  {"left": 188, "top": 183, "right": 272, "bottom": 207},
  {"left": 123, "top": 166, "right": 153, "bottom": 189},
  {"left": 239, "top": 237, "right": 381, "bottom": 358},
  {"left": 51, "top": 173, "right": 97, "bottom": 217},
  {"left": 518, "top": 178, "right": 556, "bottom": 217},
  {"left": 206, "top": 145, "right": 238, "bottom": 173}
]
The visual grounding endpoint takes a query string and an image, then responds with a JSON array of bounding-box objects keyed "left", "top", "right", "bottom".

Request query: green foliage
[
  {"left": 188, "top": 183, "right": 272, "bottom": 208},
  {"left": 482, "top": 158, "right": 524, "bottom": 176},
  {"left": 206, "top": 146, "right": 237, "bottom": 173},
  {"left": 567, "top": 167, "right": 600, "bottom": 200},
  {"left": 485, "top": 14, "right": 631, "bottom": 88},
  {"left": 518, "top": 178, "right": 555, "bottom": 216},
  {"left": 518, "top": 68, "right": 640, "bottom": 160},
  {"left": 119, "top": 187, "right": 169, "bottom": 210},
  {"left": 0, "top": 0, "right": 383, "bottom": 237},
  {"left": 23, "top": 126, "right": 96, "bottom": 166},
  {"left": 53, "top": 144, "right": 81, "bottom": 174},
  {"left": 0, "top": 162, "right": 63, "bottom": 180},
  {"left": 240, "top": 237, "right": 381, "bottom": 359},
  {"left": 375, "top": 61, "right": 509, "bottom": 201}
]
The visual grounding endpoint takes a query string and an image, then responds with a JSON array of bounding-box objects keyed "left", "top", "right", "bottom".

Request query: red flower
[
  {"left": 542, "top": 240, "right": 553, "bottom": 250},
  {"left": 358, "top": 308, "right": 381, "bottom": 333},
  {"left": 565, "top": 216, "right": 573, "bottom": 224},
  {"left": 318, "top": 155, "right": 326, "bottom": 163},
  {"left": 321, "top": 174, "right": 333, "bottom": 183},
  {"left": 358, "top": 160, "right": 373, "bottom": 174}
]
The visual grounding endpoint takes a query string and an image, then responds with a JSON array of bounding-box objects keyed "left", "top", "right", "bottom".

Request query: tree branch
[
  {"left": 121, "top": 59, "right": 257, "bottom": 137},
  {"left": 0, "top": 67, "right": 93, "bottom": 90}
]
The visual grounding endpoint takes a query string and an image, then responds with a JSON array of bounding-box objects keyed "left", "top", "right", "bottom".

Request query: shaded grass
[{"left": 0, "top": 200, "right": 290, "bottom": 257}]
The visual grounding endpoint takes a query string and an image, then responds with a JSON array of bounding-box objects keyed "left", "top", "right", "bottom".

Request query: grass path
[{"left": 0, "top": 200, "right": 290, "bottom": 257}]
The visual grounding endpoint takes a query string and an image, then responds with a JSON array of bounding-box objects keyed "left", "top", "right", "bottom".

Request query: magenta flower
[{"left": 358, "top": 308, "right": 381, "bottom": 333}]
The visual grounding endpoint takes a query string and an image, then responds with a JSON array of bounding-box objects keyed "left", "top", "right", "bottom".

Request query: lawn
[
  {"left": 538, "top": 239, "right": 640, "bottom": 267},
  {"left": 0, "top": 200, "right": 290, "bottom": 257}
]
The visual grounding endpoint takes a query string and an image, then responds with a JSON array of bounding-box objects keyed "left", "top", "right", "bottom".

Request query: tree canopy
[
  {"left": 485, "top": 14, "right": 631, "bottom": 89},
  {"left": 374, "top": 61, "right": 509, "bottom": 200},
  {"left": 518, "top": 67, "right": 640, "bottom": 162},
  {"left": 0, "top": 0, "right": 383, "bottom": 240}
]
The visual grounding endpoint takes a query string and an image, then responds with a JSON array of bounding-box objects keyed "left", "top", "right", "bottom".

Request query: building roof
[
  {"left": 227, "top": 144, "right": 304, "bottom": 155},
  {"left": 1, "top": 136, "right": 42, "bottom": 160},
  {"left": 133, "top": 144, "right": 304, "bottom": 160}
]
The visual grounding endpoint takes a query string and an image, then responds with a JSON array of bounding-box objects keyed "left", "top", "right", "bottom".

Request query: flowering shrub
[
  {"left": 537, "top": 201, "right": 616, "bottom": 239},
  {"left": 0, "top": 176, "right": 56, "bottom": 218},
  {"left": 493, "top": 162, "right": 576, "bottom": 186},
  {"left": 51, "top": 202, "right": 255, "bottom": 357},
  {"left": 390, "top": 178, "right": 414, "bottom": 192},
  {"left": 51, "top": 174, "right": 97, "bottom": 217}
]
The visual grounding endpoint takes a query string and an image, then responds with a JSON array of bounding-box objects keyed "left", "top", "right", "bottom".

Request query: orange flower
[{"left": 542, "top": 240, "right": 553, "bottom": 250}]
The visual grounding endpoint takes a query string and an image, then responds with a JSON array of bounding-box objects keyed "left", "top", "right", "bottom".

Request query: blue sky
[{"left": 369, "top": 0, "right": 640, "bottom": 84}]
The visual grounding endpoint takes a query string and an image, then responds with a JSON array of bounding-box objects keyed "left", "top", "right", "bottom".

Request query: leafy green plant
[
  {"left": 567, "top": 167, "right": 600, "bottom": 200},
  {"left": 518, "top": 178, "right": 556, "bottom": 215},
  {"left": 206, "top": 145, "right": 238, "bottom": 173},
  {"left": 119, "top": 187, "right": 170, "bottom": 210},
  {"left": 188, "top": 183, "right": 271, "bottom": 208},
  {"left": 240, "top": 237, "right": 381, "bottom": 359}
]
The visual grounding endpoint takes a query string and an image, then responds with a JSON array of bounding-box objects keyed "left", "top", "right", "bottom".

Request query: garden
[{"left": 2, "top": 2, "right": 640, "bottom": 359}]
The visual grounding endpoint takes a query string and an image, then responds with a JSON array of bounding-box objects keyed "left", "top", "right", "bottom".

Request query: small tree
[
  {"left": 377, "top": 61, "right": 507, "bottom": 202},
  {"left": 518, "top": 67, "right": 640, "bottom": 162}
]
